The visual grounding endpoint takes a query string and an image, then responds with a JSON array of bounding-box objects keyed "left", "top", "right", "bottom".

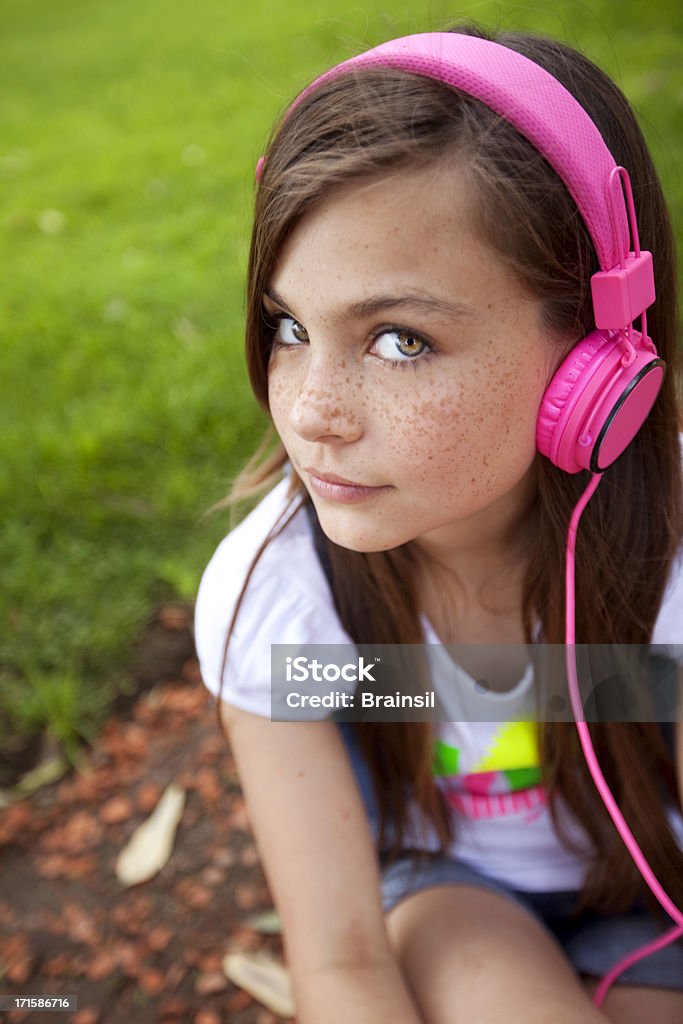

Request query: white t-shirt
[{"left": 195, "top": 475, "right": 683, "bottom": 891}]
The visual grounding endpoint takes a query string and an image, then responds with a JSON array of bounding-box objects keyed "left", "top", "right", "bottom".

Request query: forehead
[
  {"left": 269, "top": 163, "right": 525, "bottom": 314},
  {"left": 277, "top": 163, "right": 472, "bottom": 263}
]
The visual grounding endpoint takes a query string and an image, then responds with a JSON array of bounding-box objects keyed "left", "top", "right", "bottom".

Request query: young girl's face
[{"left": 265, "top": 163, "right": 557, "bottom": 567}]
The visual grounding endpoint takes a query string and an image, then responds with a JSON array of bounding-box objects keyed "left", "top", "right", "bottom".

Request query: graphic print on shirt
[{"left": 433, "top": 720, "right": 546, "bottom": 823}]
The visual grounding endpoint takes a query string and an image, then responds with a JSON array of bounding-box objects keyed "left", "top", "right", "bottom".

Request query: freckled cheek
[
  {"left": 377, "top": 361, "right": 539, "bottom": 482},
  {"left": 267, "top": 366, "right": 298, "bottom": 422},
  {"left": 462, "top": 351, "right": 545, "bottom": 429},
  {"left": 374, "top": 386, "right": 471, "bottom": 471}
]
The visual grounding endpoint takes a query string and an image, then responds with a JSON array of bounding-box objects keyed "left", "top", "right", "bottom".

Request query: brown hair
[{"left": 216, "top": 23, "right": 683, "bottom": 920}]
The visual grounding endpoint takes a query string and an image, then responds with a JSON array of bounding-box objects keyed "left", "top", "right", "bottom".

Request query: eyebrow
[{"left": 264, "top": 286, "right": 476, "bottom": 324}]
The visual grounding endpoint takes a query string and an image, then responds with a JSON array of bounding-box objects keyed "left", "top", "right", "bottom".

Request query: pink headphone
[{"left": 256, "top": 33, "right": 681, "bottom": 1005}]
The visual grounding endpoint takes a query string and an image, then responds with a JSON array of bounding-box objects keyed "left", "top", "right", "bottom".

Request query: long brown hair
[{"left": 216, "top": 23, "right": 683, "bottom": 920}]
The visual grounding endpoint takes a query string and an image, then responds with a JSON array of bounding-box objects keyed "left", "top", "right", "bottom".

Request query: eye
[
  {"left": 371, "top": 328, "right": 432, "bottom": 363},
  {"left": 265, "top": 313, "right": 309, "bottom": 346}
]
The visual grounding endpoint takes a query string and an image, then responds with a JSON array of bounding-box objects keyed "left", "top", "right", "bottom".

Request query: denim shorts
[{"left": 380, "top": 850, "right": 683, "bottom": 992}]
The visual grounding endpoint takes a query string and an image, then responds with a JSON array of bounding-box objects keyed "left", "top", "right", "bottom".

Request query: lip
[
  {"left": 304, "top": 466, "right": 390, "bottom": 504},
  {"left": 305, "top": 467, "right": 373, "bottom": 487}
]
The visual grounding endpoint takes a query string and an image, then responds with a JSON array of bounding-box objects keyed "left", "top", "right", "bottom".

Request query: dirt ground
[{"left": 0, "top": 603, "right": 293, "bottom": 1024}]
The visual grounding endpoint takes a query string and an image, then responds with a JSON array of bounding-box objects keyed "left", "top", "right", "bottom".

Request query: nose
[{"left": 287, "top": 357, "right": 363, "bottom": 444}]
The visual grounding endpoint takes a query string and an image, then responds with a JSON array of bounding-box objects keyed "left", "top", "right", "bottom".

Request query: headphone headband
[
  {"left": 261, "top": 33, "right": 655, "bottom": 332},
  {"left": 294, "top": 33, "right": 627, "bottom": 272}
]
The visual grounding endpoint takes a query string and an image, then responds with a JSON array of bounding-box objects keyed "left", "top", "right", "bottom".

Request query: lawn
[{"left": 1, "top": 0, "right": 681, "bottom": 763}]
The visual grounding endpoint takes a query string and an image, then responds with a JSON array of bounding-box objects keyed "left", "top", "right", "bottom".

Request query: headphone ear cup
[
  {"left": 537, "top": 329, "right": 666, "bottom": 473},
  {"left": 536, "top": 332, "right": 607, "bottom": 461}
]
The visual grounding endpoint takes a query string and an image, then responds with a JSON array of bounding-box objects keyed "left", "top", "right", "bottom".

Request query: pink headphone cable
[{"left": 565, "top": 472, "right": 683, "bottom": 1007}]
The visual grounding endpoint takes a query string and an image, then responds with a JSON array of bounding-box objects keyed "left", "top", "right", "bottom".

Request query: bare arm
[{"left": 221, "top": 702, "right": 423, "bottom": 1024}]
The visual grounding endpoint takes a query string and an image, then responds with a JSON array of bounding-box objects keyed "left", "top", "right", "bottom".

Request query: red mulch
[{"left": 0, "top": 604, "right": 294, "bottom": 1024}]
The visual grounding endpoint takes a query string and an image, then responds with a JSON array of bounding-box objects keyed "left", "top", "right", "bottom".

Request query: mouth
[
  {"left": 303, "top": 466, "right": 391, "bottom": 504},
  {"left": 305, "top": 467, "right": 374, "bottom": 487}
]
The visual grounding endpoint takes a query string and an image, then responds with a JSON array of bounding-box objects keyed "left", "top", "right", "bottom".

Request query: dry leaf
[
  {"left": 16, "top": 753, "right": 69, "bottom": 795},
  {"left": 243, "top": 909, "right": 282, "bottom": 934},
  {"left": 115, "top": 782, "right": 185, "bottom": 886},
  {"left": 9, "top": 731, "right": 72, "bottom": 801},
  {"left": 223, "top": 950, "right": 294, "bottom": 1017},
  {"left": 0, "top": 787, "right": 17, "bottom": 808}
]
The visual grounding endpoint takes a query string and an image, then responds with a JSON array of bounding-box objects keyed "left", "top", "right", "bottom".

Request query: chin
[{"left": 314, "top": 511, "right": 410, "bottom": 554}]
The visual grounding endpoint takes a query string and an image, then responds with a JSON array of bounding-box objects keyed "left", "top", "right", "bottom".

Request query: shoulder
[
  {"left": 652, "top": 544, "right": 683, "bottom": 657},
  {"left": 194, "top": 477, "right": 352, "bottom": 714},
  {"left": 652, "top": 431, "right": 683, "bottom": 661}
]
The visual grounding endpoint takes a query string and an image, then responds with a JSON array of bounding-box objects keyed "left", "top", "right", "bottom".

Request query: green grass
[{"left": 1, "top": 0, "right": 682, "bottom": 764}]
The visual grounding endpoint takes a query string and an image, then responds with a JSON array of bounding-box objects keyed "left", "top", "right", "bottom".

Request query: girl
[{"left": 194, "top": 22, "right": 683, "bottom": 1024}]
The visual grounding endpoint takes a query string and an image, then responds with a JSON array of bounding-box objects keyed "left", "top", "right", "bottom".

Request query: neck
[{"left": 413, "top": 464, "right": 537, "bottom": 605}]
